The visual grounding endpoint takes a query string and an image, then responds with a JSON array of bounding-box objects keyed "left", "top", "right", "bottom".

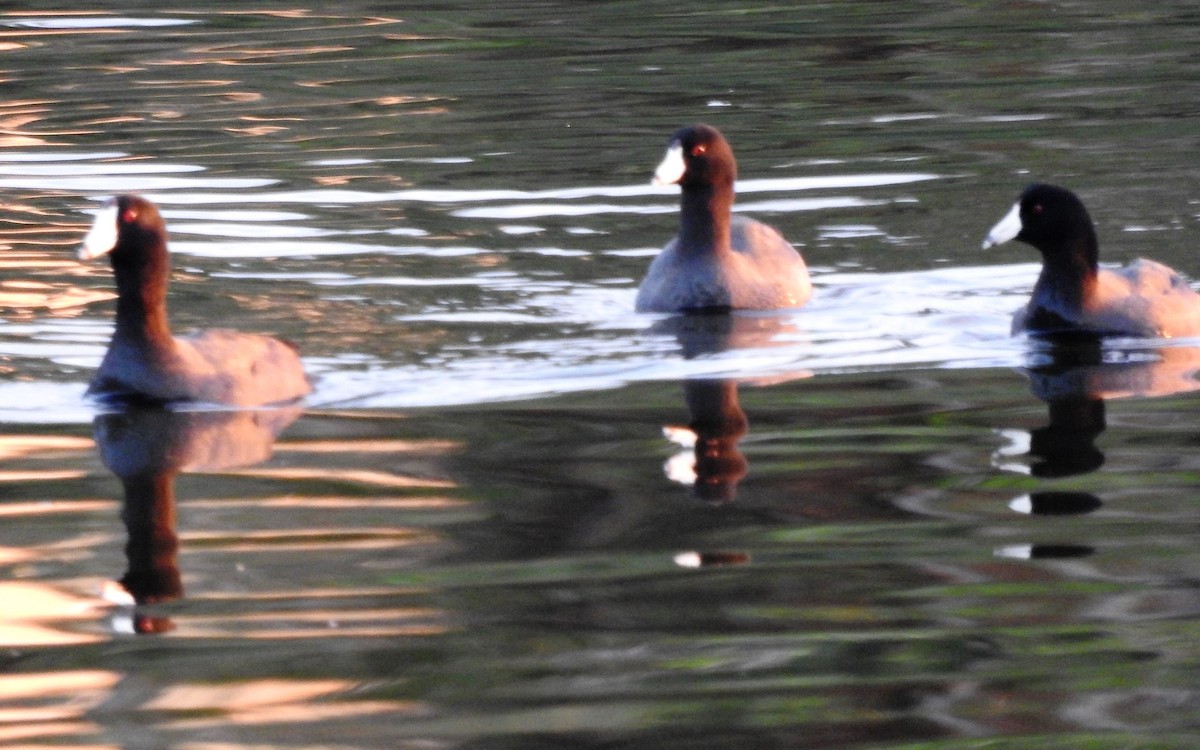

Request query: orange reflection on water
[
  {"left": 0, "top": 103, "right": 49, "bottom": 147},
  {"left": 0, "top": 669, "right": 117, "bottom": 745},
  {"left": 0, "top": 435, "right": 96, "bottom": 486},
  {"left": 284, "top": 438, "right": 461, "bottom": 454},
  {"left": 227, "top": 466, "right": 457, "bottom": 490},
  {"left": 244, "top": 496, "right": 466, "bottom": 510},
  {"left": 182, "top": 526, "right": 439, "bottom": 553},
  {"left": 0, "top": 435, "right": 93, "bottom": 458},
  {"left": 0, "top": 280, "right": 112, "bottom": 311},
  {"left": 177, "top": 607, "right": 448, "bottom": 640},
  {"left": 0, "top": 470, "right": 89, "bottom": 483},
  {"left": 144, "top": 678, "right": 424, "bottom": 729},
  {"left": 163, "top": 43, "right": 361, "bottom": 69},
  {"left": 0, "top": 500, "right": 114, "bottom": 518},
  {"left": 225, "top": 124, "right": 289, "bottom": 137},
  {"left": 222, "top": 91, "right": 263, "bottom": 103},
  {"left": 0, "top": 546, "right": 33, "bottom": 566},
  {"left": 0, "top": 669, "right": 117, "bottom": 703},
  {"left": 0, "top": 582, "right": 105, "bottom": 646},
  {"left": 0, "top": 720, "right": 110, "bottom": 747}
]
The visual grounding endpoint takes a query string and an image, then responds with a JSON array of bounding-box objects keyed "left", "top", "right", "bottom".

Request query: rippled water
[{"left": 4, "top": 3, "right": 1200, "bottom": 748}]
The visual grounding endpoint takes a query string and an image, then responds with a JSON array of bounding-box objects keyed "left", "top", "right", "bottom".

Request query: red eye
[
  {"left": 122, "top": 208, "right": 139, "bottom": 223},
  {"left": 691, "top": 144, "right": 707, "bottom": 156}
]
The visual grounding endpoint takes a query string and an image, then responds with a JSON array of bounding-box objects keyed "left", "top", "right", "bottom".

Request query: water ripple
[{"left": 3, "top": 17, "right": 200, "bottom": 29}]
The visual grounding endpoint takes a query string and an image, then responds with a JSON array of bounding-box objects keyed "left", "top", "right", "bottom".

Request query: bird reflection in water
[
  {"left": 676, "top": 378, "right": 748, "bottom": 504},
  {"left": 658, "top": 312, "right": 803, "bottom": 505},
  {"left": 998, "top": 335, "right": 1200, "bottom": 559},
  {"left": 656, "top": 312, "right": 807, "bottom": 569},
  {"left": 1022, "top": 337, "right": 1111, "bottom": 480},
  {"left": 93, "top": 405, "right": 301, "bottom": 634}
]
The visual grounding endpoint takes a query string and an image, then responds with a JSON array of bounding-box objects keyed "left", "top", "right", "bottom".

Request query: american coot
[
  {"left": 984, "top": 183, "right": 1200, "bottom": 338},
  {"left": 635, "top": 124, "right": 813, "bottom": 313},
  {"left": 79, "top": 195, "right": 312, "bottom": 406}
]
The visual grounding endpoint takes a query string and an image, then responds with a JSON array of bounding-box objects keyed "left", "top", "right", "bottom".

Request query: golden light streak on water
[{"left": 0, "top": 582, "right": 106, "bottom": 646}]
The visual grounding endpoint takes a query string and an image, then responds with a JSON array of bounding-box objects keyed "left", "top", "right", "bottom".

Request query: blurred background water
[{"left": 3, "top": 2, "right": 1200, "bottom": 748}]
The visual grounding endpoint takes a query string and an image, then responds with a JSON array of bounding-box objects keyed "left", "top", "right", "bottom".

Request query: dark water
[{"left": 3, "top": 3, "right": 1200, "bottom": 748}]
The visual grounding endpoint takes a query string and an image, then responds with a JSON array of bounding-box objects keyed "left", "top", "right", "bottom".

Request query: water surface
[{"left": 3, "top": 3, "right": 1200, "bottom": 748}]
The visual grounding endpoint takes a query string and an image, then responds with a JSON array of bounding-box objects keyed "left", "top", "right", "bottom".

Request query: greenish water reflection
[
  {"left": 5, "top": 362, "right": 1200, "bottom": 747},
  {"left": 3, "top": 2, "right": 1200, "bottom": 748}
]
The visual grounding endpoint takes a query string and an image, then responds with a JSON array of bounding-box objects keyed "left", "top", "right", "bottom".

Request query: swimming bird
[
  {"left": 79, "top": 195, "right": 312, "bottom": 406},
  {"left": 636, "top": 124, "right": 812, "bottom": 313},
  {"left": 983, "top": 183, "right": 1200, "bottom": 338}
]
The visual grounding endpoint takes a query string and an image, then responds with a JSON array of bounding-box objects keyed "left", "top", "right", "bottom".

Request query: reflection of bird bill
[
  {"left": 660, "top": 380, "right": 750, "bottom": 504},
  {"left": 1009, "top": 492, "right": 1102, "bottom": 516},
  {"left": 674, "top": 551, "right": 751, "bottom": 568},
  {"left": 663, "top": 434, "right": 698, "bottom": 485},
  {"left": 994, "top": 544, "right": 1095, "bottom": 560}
]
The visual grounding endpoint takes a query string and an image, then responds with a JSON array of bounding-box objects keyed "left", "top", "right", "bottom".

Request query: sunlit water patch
[
  {"left": 248, "top": 264, "right": 1034, "bottom": 410},
  {"left": 7, "top": 140, "right": 1196, "bottom": 423},
  {"left": 0, "top": 256, "right": 1037, "bottom": 421},
  {"left": 9, "top": 255, "right": 1039, "bottom": 421},
  {"left": 1, "top": 148, "right": 997, "bottom": 421},
  {"left": 3, "top": 17, "right": 200, "bottom": 29}
]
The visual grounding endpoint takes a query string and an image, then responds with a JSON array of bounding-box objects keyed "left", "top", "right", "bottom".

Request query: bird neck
[
  {"left": 1034, "top": 228, "right": 1100, "bottom": 312},
  {"left": 678, "top": 181, "right": 734, "bottom": 254},
  {"left": 111, "top": 240, "right": 175, "bottom": 349}
]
